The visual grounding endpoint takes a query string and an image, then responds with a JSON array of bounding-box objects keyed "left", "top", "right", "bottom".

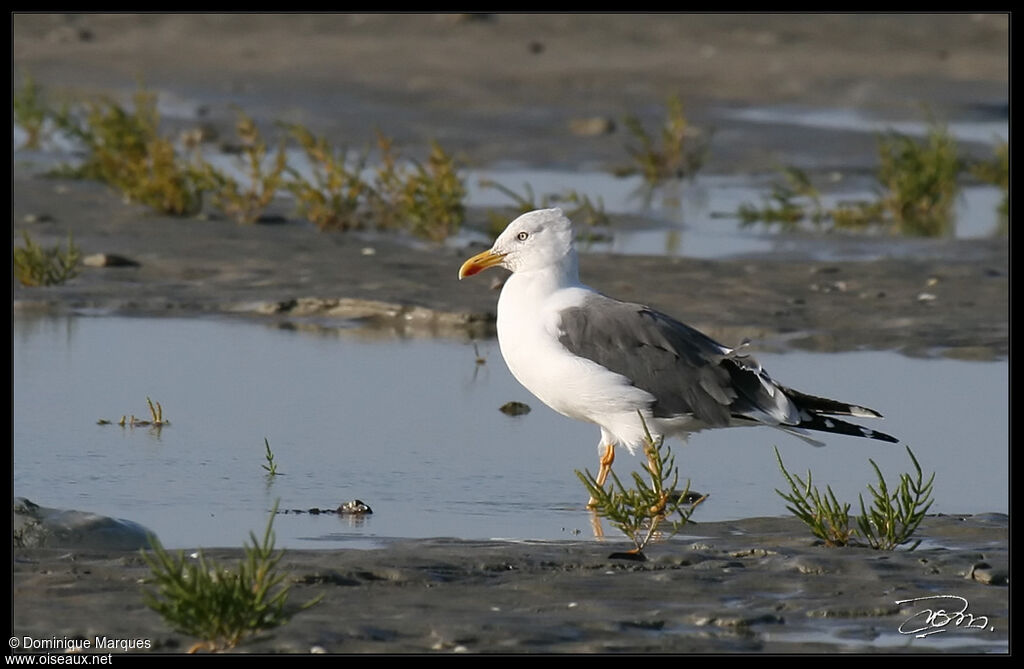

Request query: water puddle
[{"left": 13, "top": 315, "right": 1007, "bottom": 549}]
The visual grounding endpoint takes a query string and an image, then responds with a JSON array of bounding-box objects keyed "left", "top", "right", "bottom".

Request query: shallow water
[{"left": 13, "top": 315, "right": 1007, "bottom": 549}]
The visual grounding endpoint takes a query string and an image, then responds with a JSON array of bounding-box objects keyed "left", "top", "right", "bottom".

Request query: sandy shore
[{"left": 12, "top": 13, "right": 1008, "bottom": 654}]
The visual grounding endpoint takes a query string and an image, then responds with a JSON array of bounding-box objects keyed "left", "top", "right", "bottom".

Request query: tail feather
[
  {"left": 793, "top": 411, "right": 899, "bottom": 443},
  {"left": 780, "top": 386, "right": 899, "bottom": 444},
  {"left": 783, "top": 386, "right": 884, "bottom": 419}
]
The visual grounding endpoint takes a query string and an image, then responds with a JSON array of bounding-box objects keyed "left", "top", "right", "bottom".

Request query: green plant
[
  {"left": 373, "top": 134, "right": 466, "bottom": 241},
  {"left": 621, "top": 94, "right": 710, "bottom": 183},
  {"left": 874, "top": 123, "right": 962, "bottom": 236},
  {"left": 733, "top": 120, "right": 965, "bottom": 237},
  {"left": 856, "top": 447, "right": 934, "bottom": 551},
  {"left": 775, "top": 446, "right": 935, "bottom": 551},
  {"left": 283, "top": 124, "right": 372, "bottom": 231},
  {"left": 142, "top": 501, "right": 320, "bottom": 652},
  {"left": 735, "top": 166, "right": 829, "bottom": 229},
  {"left": 99, "top": 396, "right": 170, "bottom": 429},
  {"left": 51, "top": 88, "right": 205, "bottom": 216},
  {"left": 14, "top": 231, "right": 82, "bottom": 287},
  {"left": 262, "top": 438, "right": 279, "bottom": 476},
  {"left": 195, "top": 111, "right": 287, "bottom": 224},
  {"left": 774, "top": 447, "right": 856, "bottom": 547},
  {"left": 14, "top": 73, "right": 48, "bottom": 149},
  {"left": 480, "top": 180, "right": 610, "bottom": 236},
  {"left": 577, "top": 413, "right": 705, "bottom": 555}
]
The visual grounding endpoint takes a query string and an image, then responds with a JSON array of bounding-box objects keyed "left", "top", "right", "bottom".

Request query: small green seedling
[
  {"left": 775, "top": 445, "right": 935, "bottom": 550},
  {"left": 262, "top": 438, "right": 280, "bottom": 477},
  {"left": 578, "top": 413, "right": 705, "bottom": 556},
  {"left": 141, "top": 501, "right": 320, "bottom": 652},
  {"left": 856, "top": 447, "right": 934, "bottom": 551},
  {"left": 774, "top": 447, "right": 856, "bottom": 547}
]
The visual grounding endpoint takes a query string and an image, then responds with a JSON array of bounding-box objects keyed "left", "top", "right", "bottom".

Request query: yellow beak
[{"left": 458, "top": 249, "right": 507, "bottom": 279}]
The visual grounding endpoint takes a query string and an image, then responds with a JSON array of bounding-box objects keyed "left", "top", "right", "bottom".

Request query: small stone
[
  {"left": 917, "top": 292, "right": 937, "bottom": 303},
  {"left": 337, "top": 499, "right": 373, "bottom": 515},
  {"left": 499, "top": 401, "right": 531, "bottom": 416},
  {"left": 83, "top": 253, "right": 140, "bottom": 268}
]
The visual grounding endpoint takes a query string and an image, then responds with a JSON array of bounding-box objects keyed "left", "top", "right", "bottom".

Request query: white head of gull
[{"left": 459, "top": 208, "right": 896, "bottom": 504}]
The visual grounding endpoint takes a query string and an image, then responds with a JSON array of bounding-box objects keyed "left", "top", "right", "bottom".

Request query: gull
[{"left": 459, "top": 208, "right": 897, "bottom": 503}]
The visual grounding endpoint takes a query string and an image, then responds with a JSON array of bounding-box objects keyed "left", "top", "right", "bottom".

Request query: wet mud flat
[
  {"left": 11, "top": 173, "right": 1010, "bottom": 360},
  {"left": 13, "top": 515, "right": 1008, "bottom": 654}
]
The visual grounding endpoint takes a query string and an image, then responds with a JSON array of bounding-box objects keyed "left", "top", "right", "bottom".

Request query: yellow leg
[{"left": 587, "top": 443, "right": 616, "bottom": 508}]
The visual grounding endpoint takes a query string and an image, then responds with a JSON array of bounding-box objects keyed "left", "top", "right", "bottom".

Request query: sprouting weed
[
  {"left": 262, "top": 438, "right": 280, "bottom": 477},
  {"left": 620, "top": 94, "right": 710, "bottom": 184},
  {"left": 774, "top": 447, "right": 856, "bottom": 547},
  {"left": 373, "top": 134, "right": 466, "bottom": 241},
  {"left": 141, "top": 501, "right": 321, "bottom": 652},
  {"left": 50, "top": 87, "right": 204, "bottom": 216},
  {"left": 194, "top": 111, "right": 288, "bottom": 224},
  {"left": 856, "top": 447, "right": 934, "bottom": 551},
  {"left": 14, "top": 231, "right": 81, "bottom": 287},
  {"left": 733, "top": 120, "right": 966, "bottom": 237},
  {"left": 283, "top": 124, "right": 372, "bottom": 231},
  {"left": 577, "top": 413, "right": 705, "bottom": 556},
  {"left": 775, "top": 446, "right": 934, "bottom": 550}
]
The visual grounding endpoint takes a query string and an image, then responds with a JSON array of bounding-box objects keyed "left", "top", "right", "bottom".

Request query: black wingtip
[{"left": 799, "top": 413, "right": 899, "bottom": 444}]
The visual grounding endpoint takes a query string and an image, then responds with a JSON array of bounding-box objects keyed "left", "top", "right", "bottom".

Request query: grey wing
[
  {"left": 556, "top": 294, "right": 897, "bottom": 443},
  {"left": 555, "top": 295, "right": 791, "bottom": 427}
]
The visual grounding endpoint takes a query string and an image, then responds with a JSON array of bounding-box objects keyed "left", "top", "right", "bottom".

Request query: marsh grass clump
[
  {"left": 372, "top": 134, "right": 466, "bottom": 241},
  {"left": 735, "top": 121, "right": 967, "bottom": 237},
  {"left": 578, "top": 414, "right": 705, "bottom": 556},
  {"left": 14, "top": 73, "right": 49, "bottom": 149},
  {"left": 26, "top": 80, "right": 470, "bottom": 239},
  {"left": 620, "top": 94, "right": 710, "bottom": 184},
  {"left": 856, "top": 447, "right": 934, "bottom": 551},
  {"left": 142, "top": 501, "right": 320, "bottom": 652},
  {"left": 284, "top": 129, "right": 466, "bottom": 240},
  {"left": 283, "top": 124, "right": 373, "bottom": 231},
  {"left": 873, "top": 123, "right": 962, "bottom": 236},
  {"left": 51, "top": 88, "right": 205, "bottom": 216},
  {"left": 774, "top": 447, "right": 856, "bottom": 547},
  {"left": 194, "top": 111, "right": 288, "bottom": 224},
  {"left": 775, "top": 446, "right": 934, "bottom": 550},
  {"left": 14, "top": 231, "right": 82, "bottom": 287},
  {"left": 735, "top": 166, "right": 828, "bottom": 229}
]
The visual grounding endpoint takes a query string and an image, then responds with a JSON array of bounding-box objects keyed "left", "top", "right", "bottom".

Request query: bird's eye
[{"left": 516, "top": 231, "right": 529, "bottom": 241}]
